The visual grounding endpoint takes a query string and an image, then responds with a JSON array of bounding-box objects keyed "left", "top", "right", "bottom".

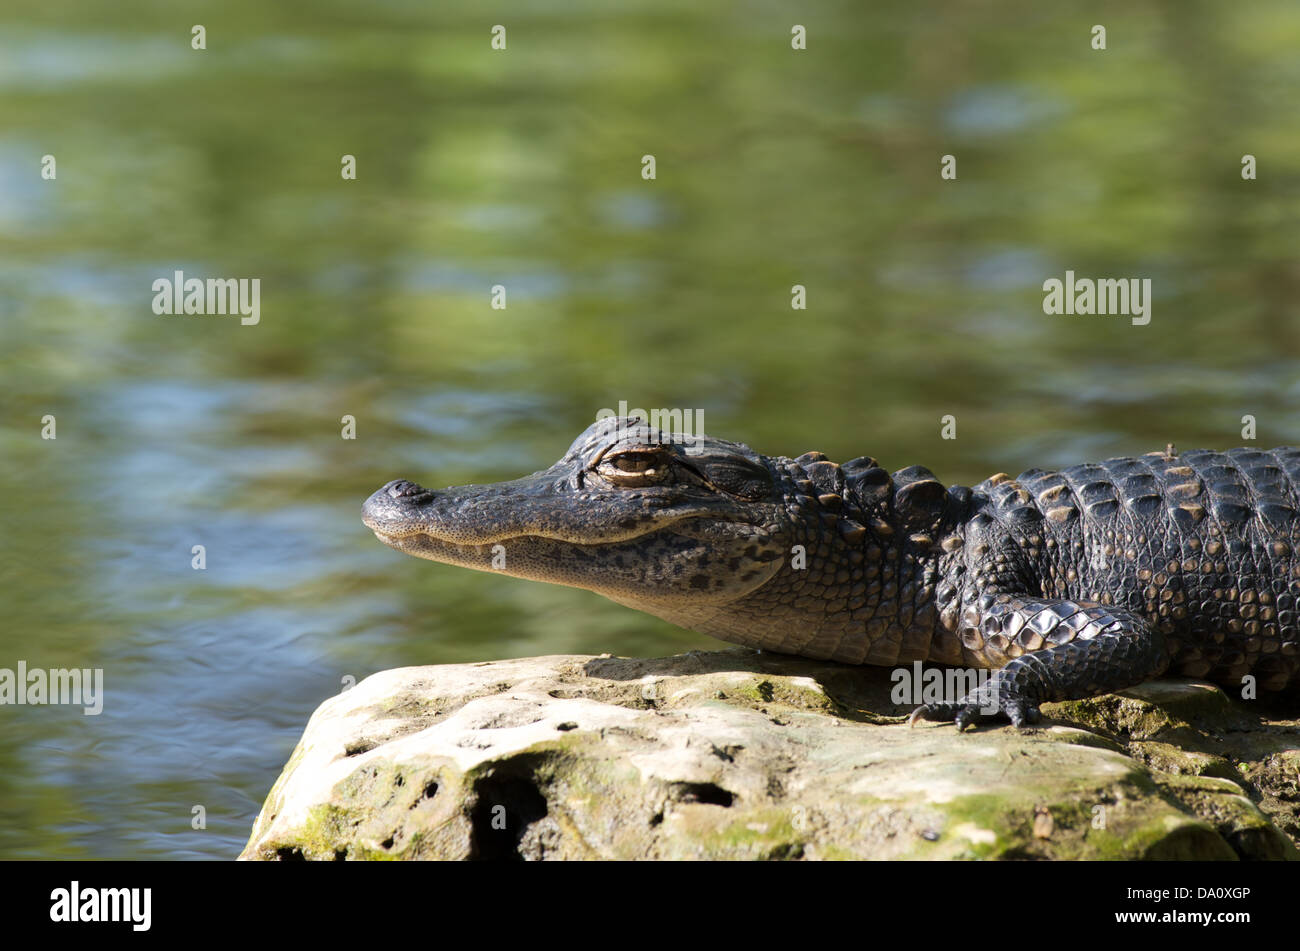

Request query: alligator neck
[{"left": 649, "top": 452, "right": 970, "bottom": 665}]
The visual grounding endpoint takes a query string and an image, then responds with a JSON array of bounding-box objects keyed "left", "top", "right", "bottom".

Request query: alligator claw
[{"left": 908, "top": 692, "right": 1041, "bottom": 730}]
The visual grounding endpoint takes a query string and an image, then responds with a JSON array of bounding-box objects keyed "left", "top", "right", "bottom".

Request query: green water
[{"left": 2, "top": 1, "right": 1299, "bottom": 858}]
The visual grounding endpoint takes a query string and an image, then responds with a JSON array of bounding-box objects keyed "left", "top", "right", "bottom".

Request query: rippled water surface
[{"left": 2, "top": 2, "right": 1300, "bottom": 858}]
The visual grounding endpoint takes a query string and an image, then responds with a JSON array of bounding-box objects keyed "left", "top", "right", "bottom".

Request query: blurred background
[{"left": 1, "top": 1, "right": 1298, "bottom": 858}]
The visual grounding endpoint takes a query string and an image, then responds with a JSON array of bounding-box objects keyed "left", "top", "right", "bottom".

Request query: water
[{"left": 2, "top": 1, "right": 1299, "bottom": 858}]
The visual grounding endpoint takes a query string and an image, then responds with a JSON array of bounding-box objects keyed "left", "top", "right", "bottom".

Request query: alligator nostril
[{"left": 387, "top": 480, "right": 433, "bottom": 501}]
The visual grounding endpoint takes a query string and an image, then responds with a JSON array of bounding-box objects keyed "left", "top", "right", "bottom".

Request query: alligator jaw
[{"left": 362, "top": 478, "right": 697, "bottom": 548}]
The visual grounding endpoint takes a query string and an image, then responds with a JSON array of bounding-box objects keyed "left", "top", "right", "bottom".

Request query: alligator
[{"left": 361, "top": 416, "right": 1300, "bottom": 728}]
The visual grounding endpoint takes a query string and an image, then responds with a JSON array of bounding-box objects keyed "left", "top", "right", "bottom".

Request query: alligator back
[{"left": 974, "top": 447, "right": 1300, "bottom": 690}]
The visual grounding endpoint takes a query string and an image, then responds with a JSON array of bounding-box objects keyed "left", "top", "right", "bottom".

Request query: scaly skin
[{"left": 362, "top": 417, "right": 1300, "bottom": 729}]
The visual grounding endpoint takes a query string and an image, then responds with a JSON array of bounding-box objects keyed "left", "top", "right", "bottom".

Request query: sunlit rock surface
[{"left": 242, "top": 650, "right": 1299, "bottom": 860}]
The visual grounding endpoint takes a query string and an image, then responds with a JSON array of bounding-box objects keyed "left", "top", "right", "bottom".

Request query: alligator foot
[
  {"left": 908, "top": 692, "right": 1042, "bottom": 730},
  {"left": 910, "top": 598, "right": 1170, "bottom": 730}
]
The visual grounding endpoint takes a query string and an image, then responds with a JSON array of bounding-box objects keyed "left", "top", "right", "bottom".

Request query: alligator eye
[
  {"left": 596, "top": 450, "right": 671, "bottom": 485},
  {"left": 613, "top": 456, "right": 653, "bottom": 473}
]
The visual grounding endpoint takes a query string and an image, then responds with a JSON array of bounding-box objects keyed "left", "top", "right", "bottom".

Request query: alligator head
[{"left": 361, "top": 416, "right": 796, "bottom": 633}]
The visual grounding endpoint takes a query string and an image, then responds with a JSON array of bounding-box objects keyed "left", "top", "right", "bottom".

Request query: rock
[{"left": 240, "top": 650, "right": 1300, "bottom": 860}]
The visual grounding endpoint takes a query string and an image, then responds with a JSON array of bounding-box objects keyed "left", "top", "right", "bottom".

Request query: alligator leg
[{"left": 910, "top": 598, "right": 1169, "bottom": 730}]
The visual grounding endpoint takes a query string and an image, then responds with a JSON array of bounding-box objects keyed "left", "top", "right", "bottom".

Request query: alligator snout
[{"left": 362, "top": 479, "right": 436, "bottom": 536}]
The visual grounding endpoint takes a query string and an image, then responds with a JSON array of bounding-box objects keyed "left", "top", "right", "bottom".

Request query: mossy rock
[{"left": 241, "top": 651, "right": 1298, "bottom": 860}]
